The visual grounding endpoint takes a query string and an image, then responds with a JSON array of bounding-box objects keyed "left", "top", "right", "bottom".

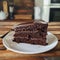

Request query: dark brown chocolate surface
[{"left": 13, "top": 20, "right": 48, "bottom": 45}]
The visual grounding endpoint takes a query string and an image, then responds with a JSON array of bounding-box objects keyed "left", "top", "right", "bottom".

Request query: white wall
[
  {"left": 35, "top": 0, "right": 43, "bottom": 7},
  {"left": 34, "top": 0, "right": 43, "bottom": 20}
]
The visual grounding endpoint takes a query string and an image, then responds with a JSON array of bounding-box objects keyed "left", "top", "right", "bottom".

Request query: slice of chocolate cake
[{"left": 13, "top": 20, "right": 48, "bottom": 45}]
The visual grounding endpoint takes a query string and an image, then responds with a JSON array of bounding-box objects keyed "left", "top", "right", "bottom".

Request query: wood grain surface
[{"left": 0, "top": 21, "right": 60, "bottom": 60}]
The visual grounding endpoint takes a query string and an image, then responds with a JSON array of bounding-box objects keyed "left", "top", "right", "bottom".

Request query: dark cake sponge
[{"left": 13, "top": 20, "right": 48, "bottom": 45}]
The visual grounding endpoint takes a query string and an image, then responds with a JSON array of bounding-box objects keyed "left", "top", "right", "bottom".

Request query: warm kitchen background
[
  {"left": 0, "top": 0, "right": 34, "bottom": 20},
  {"left": 0, "top": 0, "right": 60, "bottom": 22}
]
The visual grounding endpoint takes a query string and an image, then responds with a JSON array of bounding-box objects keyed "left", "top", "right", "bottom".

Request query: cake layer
[
  {"left": 13, "top": 37, "right": 46, "bottom": 45},
  {"left": 14, "top": 32, "right": 47, "bottom": 38},
  {"left": 14, "top": 21, "right": 48, "bottom": 32}
]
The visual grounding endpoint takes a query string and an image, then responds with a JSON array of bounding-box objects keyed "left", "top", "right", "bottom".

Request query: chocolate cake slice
[{"left": 13, "top": 20, "right": 48, "bottom": 45}]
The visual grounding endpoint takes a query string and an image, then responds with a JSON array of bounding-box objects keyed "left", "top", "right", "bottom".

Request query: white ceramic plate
[{"left": 2, "top": 31, "right": 58, "bottom": 54}]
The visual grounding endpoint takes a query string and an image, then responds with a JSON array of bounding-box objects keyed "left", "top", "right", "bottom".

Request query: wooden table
[{"left": 0, "top": 20, "right": 60, "bottom": 60}]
